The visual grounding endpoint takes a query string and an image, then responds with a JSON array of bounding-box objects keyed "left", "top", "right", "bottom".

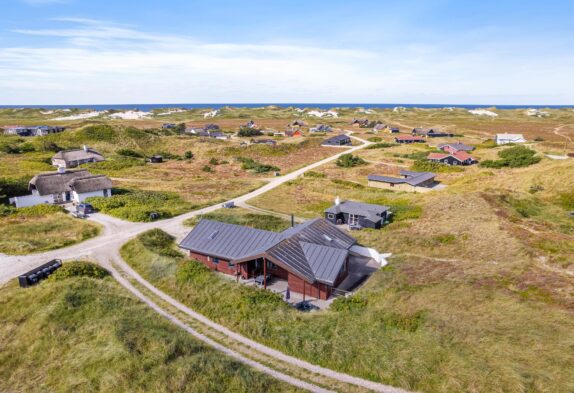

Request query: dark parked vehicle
[
  {"left": 71, "top": 211, "right": 87, "bottom": 219},
  {"left": 293, "top": 301, "right": 319, "bottom": 312},
  {"left": 76, "top": 203, "right": 94, "bottom": 214},
  {"left": 18, "top": 259, "right": 62, "bottom": 288}
]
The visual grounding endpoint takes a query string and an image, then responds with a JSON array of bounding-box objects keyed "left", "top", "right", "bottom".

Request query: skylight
[{"left": 208, "top": 230, "right": 219, "bottom": 240}]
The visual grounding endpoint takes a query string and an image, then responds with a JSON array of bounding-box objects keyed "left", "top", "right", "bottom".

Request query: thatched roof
[
  {"left": 52, "top": 148, "right": 104, "bottom": 164},
  {"left": 29, "top": 169, "right": 112, "bottom": 195}
]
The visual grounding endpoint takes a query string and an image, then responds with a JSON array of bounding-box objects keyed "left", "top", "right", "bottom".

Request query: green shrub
[
  {"left": 139, "top": 229, "right": 182, "bottom": 257},
  {"left": 366, "top": 143, "right": 396, "bottom": 149},
  {"left": 367, "top": 137, "right": 383, "bottom": 142},
  {"left": 202, "top": 165, "right": 213, "bottom": 172},
  {"left": 331, "top": 294, "right": 368, "bottom": 311},
  {"left": 50, "top": 261, "right": 109, "bottom": 280},
  {"left": 331, "top": 179, "right": 364, "bottom": 189},
  {"left": 480, "top": 146, "right": 541, "bottom": 168},
  {"left": 116, "top": 148, "right": 143, "bottom": 158},
  {"left": 0, "top": 177, "right": 29, "bottom": 202},
  {"left": 209, "top": 157, "right": 219, "bottom": 165},
  {"left": 304, "top": 171, "right": 326, "bottom": 178},
  {"left": 237, "top": 157, "right": 279, "bottom": 173},
  {"left": 237, "top": 128, "right": 263, "bottom": 137},
  {"left": 477, "top": 139, "right": 498, "bottom": 149},
  {"left": 78, "top": 125, "right": 117, "bottom": 142},
  {"left": 336, "top": 154, "right": 366, "bottom": 168},
  {"left": 184, "top": 151, "right": 194, "bottom": 159}
]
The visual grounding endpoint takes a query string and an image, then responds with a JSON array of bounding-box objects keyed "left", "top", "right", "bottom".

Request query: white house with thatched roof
[
  {"left": 9, "top": 168, "right": 112, "bottom": 208},
  {"left": 51, "top": 145, "right": 105, "bottom": 168}
]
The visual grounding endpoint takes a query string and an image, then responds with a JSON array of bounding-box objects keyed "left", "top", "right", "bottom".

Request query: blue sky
[{"left": 1, "top": 0, "right": 573, "bottom": 105}]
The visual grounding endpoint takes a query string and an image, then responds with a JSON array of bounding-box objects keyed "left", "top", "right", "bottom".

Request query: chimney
[
  {"left": 291, "top": 214, "right": 295, "bottom": 227},
  {"left": 335, "top": 196, "right": 341, "bottom": 206},
  {"left": 57, "top": 165, "right": 66, "bottom": 173},
  {"left": 83, "top": 144, "right": 88, "bottom": 152}
]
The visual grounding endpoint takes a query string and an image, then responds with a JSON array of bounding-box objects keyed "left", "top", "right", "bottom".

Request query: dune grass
[
  {"left": 0, "top": 206, "right": 100, "bottom": 254},
  {"left": 121, "top": 229, "right": 574, "bottom": 393},
  {"left": 0, "top": 266, "right": 296, "bottom": 393},
  {"left": 184, "top": 208, "right": 292, "bottom": 232}
]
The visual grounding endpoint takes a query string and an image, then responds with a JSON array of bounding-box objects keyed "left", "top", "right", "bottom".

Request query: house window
[
  {"left": 103, "top": 189, "right": 109, "bottom": 197},
  {"left": 390, "top": 183, "right": 395, "bottom": 187},
  {"left": 268, "top": 261, "right": 277, "bottom": 270},
  {"left": 212, "top": 257, "right": 220, "bottom": 264},
  {"left": 327, "top": 213, "right": 335, "bottom": 219},
  {"left": 228, "top": 261, "right": 235, "bottom": 268}
]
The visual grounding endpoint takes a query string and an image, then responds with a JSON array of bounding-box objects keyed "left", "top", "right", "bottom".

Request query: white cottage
[
  {"left": 496, "top": 133, "right": 526, "bottom": 145},
  {"left": 9, "top": 168, "right": 112, "bottom": 208}
]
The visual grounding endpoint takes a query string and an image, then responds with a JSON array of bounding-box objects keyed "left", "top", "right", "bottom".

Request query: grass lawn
[
  {"left": 120, "top": 229, "right": 574, "bottom": 393},
  {"left": 0, "top": 206, "right": 100, "bottom": 254},
  {"left": 0, "top": 263, "right": 296, "bottom": 393}
]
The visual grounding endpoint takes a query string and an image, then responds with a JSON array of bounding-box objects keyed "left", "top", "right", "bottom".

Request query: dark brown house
[{"left": 179, "top": 218, "right": 356, "bottom": 299}]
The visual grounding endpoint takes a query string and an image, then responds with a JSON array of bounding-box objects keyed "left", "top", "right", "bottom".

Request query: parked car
[
  {"left": 349, "top": 223, "right": 362, "bottom": 230},
  {"left": 222, "top": 201, "right": 235, "bottom": 209},
  {"left": 71, "top": 211, "right": 87, "bottom": 219},
  {"left": 76, "top": 203, "right": 94, "bottom": 214},
  {"left": 293, "top": 301, "right": 319, "bottom": 312}
]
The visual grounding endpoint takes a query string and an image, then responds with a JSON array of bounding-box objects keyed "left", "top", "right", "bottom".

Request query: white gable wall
[
  {"left": 73, "top": 189, "right": 111, "bottom": 203},
  {"left": 9, "top": 194, "right": 56, "bottom": 208}
]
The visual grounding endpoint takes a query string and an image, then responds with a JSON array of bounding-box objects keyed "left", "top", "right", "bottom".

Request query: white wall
[
  {"left": 73, "top": 189, "right": 109, "bottom": 203},
  {"left": 10, "top": 194, "right": 55, "bottom": 208}
]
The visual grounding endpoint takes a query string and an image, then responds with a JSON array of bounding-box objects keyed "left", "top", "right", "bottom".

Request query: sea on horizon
[{"left": 0, "top": 103, "right": 572, "bottom": 111}]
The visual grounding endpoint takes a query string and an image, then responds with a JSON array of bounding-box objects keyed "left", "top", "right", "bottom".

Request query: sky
[{"left": 0, "top": 0, "right": 573, "bottom": 105}]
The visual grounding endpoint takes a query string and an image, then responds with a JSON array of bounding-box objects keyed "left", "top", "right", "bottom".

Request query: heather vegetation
[{"left": 0, "top": 267, "right": 293, "bottom": 393}]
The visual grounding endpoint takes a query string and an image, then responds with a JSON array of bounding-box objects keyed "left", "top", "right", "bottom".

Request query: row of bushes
[{"left": 0, "top": 204, "right": 64, "bottom": 218}]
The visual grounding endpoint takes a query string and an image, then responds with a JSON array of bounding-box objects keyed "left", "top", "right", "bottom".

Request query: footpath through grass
[
  {"left": 120, "top": 228, "right": 574, "bottom": 393},
  {"left": 0, "top": 263, "right": 297, "bottom": 393},
  {"left": 0, "top": 205, "right": 100, "bottom": 254}
]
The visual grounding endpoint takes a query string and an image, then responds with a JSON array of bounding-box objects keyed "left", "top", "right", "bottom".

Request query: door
[
  {"left": 65, "top": 191, "right": 71, "bottom": 202},
  {"left": 348, "top": 213, "right": 358, "bottom": 226}
]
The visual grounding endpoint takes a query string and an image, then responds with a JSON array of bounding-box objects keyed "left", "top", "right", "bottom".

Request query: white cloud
[{"left": 0, "top": 18, "right": 573, "bottom": 104}]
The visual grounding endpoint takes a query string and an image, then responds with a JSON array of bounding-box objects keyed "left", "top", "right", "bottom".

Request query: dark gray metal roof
[
  {"left": 438, "top": 142, "right": 475, "bottom": 151},
  {"left": 179, "top": 218, "right": 356, "bottom": 284},
  {"left": 368, "top": 171, "right": 436, "bottom": 187},
  {"left": 325, "top": 200, "right": 389, "bottom": 223},
  {"left": 301, "top": 242, "right": 348, "bottom": 285},
  {"left": 323, "top": 134, "right": 350, "bottom": 144},
  {"left": 179, "top": 219, "right": 283, "bottom": 260}
]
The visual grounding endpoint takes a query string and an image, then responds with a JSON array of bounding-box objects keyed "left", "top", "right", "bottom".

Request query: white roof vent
[{"left": 335, "top": 196, "right": 341, "bottom": 206}]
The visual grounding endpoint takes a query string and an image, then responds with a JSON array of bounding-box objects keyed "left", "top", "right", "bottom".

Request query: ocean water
[{"left": 0, "top": 103, "right": 571, "bottom": 111}]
